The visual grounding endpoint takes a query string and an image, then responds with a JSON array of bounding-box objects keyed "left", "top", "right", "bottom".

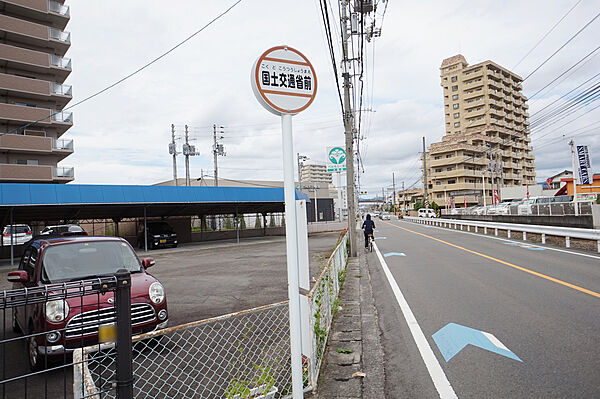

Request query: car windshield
[
  {"left": 41, "top": 241, "right": 141, "bottom": 283},
  {"left": 149, "top": 223, "right": 173, "bottom": 234}
]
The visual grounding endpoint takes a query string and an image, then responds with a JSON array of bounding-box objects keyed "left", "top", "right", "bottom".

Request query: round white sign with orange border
[{"left": 251, "top": 46, "right": 317, "bottom": 116}]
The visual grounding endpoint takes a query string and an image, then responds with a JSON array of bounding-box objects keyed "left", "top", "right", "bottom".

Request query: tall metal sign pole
[
  {"left": 327, "top": 146, "right": 347, "bottom": 221},
  {"left": 341, "top": 1, "right": 358, "bottom": 256},
  {"left": 252, "top": 45, "right": 317, "bottom": 399},
  {"left": 570, "top": 140, "right": 579, "bottom": 216},
  {"left": 422, "top": 137, "right": 428, "bottom": 208}
]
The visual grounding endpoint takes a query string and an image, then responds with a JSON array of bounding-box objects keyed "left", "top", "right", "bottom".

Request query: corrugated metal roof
[{"left": 0, "top": 184, "right": 309, "bottom": 206}]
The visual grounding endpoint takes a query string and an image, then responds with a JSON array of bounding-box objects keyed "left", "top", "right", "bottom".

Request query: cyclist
[{"left": 362, "top": 214, "right": 376, "bottom": 249}]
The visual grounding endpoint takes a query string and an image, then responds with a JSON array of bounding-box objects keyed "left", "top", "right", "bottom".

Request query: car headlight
[
  {"left": 45, "top": 299, "right": 69, "bottom": 323},
  {"left": 149, "top": 282, "right": 165, "bottom": 304}
]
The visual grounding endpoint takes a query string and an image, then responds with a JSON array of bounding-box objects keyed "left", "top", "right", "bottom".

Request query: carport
[{"left": 0, "top": 183, "right": 310, "bottom": 264}]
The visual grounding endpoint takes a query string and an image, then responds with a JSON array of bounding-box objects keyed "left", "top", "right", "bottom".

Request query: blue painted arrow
[
  {"left": 432, "top": 323, "right": 521, "bottom": 362},
  {"left": 374, "top": 237, "right": 386, "bottom": 240},
  {"left": 384, "top": 252, "right": 406, "bottom": 257}
]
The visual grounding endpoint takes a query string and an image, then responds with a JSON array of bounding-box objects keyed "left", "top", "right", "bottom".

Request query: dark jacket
[{"left": 362, "top": 215, "right": 375, "bottom": 233}]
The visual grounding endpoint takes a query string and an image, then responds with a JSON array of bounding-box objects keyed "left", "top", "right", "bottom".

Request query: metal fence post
[{"left": 115, "top": 269, "right": 133, "bottom": 399}]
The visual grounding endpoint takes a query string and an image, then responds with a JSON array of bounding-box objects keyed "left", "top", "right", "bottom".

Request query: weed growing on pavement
[
  {"left": 336, "top": 348, "right": 353, "bottom": 354},
  {"left": 354, "top": 274, "right": 363, "bottom": 278}
]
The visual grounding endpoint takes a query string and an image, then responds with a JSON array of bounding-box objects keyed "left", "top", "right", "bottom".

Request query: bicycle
[{"left": 368, "top": 233, "right": 374, "bottom": 253}]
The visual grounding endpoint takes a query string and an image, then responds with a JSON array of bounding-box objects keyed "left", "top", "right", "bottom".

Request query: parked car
[
  {"left": 137, "top": 221, "right": 178, "bottom": 249},
  {"left": 2, "top": 224, "right": 32, "bottom": 246},
  {"left": 418, "top": 208, "right": 437, "bottom": 218},
  {"left": 40, "top": 224, "right": 87, "bottom": 236},
  {"left": 379, "top": 212, "right": 392, "bottom": 220},
  {"left": 7, "top": 235, "right": 168, "bottom": 370}
]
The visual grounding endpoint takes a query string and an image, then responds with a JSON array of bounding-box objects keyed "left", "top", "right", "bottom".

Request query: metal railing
[
  {"left": 52, "top": 166, "right": 74, "bottom": 178},
  {"left": 49, "top": 28, "right": 71, "bottom": 43},
  {"left": 51, "top": 83, "right": 72, "bottom": 96},
  {"left": 442, "top": 201, "right": 595, "bottom": 217},
  {"left": 49, "top": 1, "right": 70, "bottom": 16},
  {"left": 0, "top": 275, "right": 125, "bottom": 399},
  {"left": 51, "top": 111, "right": 73, "bottom": 123},
  {"left": 76, "top": 232, "right": 350, "bottom": 398},
  {"left": 52, "top": 138, "right": 73, "bottom": 151},
  {"left": 406, "top": 216, "right": 600, "bottom": 252},
  {"left": 50, "top": 55, "right": 72, "bottom": 70}
]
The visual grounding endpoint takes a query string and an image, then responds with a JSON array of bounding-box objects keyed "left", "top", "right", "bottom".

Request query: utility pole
[
  {"left": 570, "top": 140, "right": 579, "bottom": 216},
  {"left": 169, "top": 124, "right": 178, "bottom": 186},
  {"left": 402, "top": 181, "right": 405, "bottom": 216},
  {"left": 213, "top": 124, "right": 225, "bottom": 187},
  {"left": 341, "top": 0, "right": 357, "bottom": 256},
  {"left": 184, "top": 125, "right": 190, "bottom": 186},
  {"left": 422, "top": 137, "right": 428, "bottom": 208},
  {"left": 392, "top": 172, "right": 396, "bottom": 215}
]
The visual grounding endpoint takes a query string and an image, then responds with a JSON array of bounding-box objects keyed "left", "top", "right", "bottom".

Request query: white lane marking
[
  {"left": 373, "top": 242, "right": 458, "bottom": 399},
  {"left": 481, "top": 331, "right": 509, "bottom": 351},
  {"left": 396, "top": 220, "right": 600, "bottom": 261}
]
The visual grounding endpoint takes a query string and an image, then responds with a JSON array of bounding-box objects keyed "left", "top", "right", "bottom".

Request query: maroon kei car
[{"left": 7, "top": 235, "right": 168, "bottom": 370}]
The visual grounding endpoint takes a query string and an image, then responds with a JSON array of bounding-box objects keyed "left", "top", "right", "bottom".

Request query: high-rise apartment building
[
  {"left": 425, "top": 55, "right": 536, "bottom": 207},
  {"left": 0, "top": 0, "right": 74, "bottom": 183},
  {"left": 300, "top": 163, "right": 332, "bottom": 185}
]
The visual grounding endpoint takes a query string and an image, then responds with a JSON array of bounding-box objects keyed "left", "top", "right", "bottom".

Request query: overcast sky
[{"left": 61, "top": 0, "right": 599, "bottom": 196}]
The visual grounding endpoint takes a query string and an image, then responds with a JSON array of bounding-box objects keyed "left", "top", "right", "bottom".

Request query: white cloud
[{"left": 56, "top": 0, "right": 599, "bottom": 190}]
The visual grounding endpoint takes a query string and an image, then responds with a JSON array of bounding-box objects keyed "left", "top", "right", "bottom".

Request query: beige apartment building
[
  {"left": 299, "top": 163, "right": 332, "bottom": 186},
  {"left": 425, "top": 54, "right": 536, "bottom": 207},
  {"left": 0, "top": 0, "right": 74, "bottom": 183}
]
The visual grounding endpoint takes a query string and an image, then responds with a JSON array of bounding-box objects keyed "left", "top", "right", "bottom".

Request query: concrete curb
[{"left": 312, "top": 249, "right": 385, "bottom": 398}]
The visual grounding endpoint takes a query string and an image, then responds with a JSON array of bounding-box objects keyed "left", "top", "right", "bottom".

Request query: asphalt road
[
  {"left": 0, "top": 232, "right": 341, "bottom": 399},
  {"left": 367, "top": 218, "right": 600, "bottom": 398}
]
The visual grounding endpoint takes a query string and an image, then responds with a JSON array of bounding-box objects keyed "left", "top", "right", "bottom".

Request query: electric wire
[
  {"left": 523, "top": 11, "right": 600, "bottom": 82},
  {"left": 528, "top": 45, "right": 600, "bottom": 100},
  {"left": 513, "top": 0, "right": 583, "bottom": 69},
  {"left": 8, "top": 0, "right": 245, "bottom": 134},
  {"left": 530, "top": 71, "right": 600, "bottom": 118}
]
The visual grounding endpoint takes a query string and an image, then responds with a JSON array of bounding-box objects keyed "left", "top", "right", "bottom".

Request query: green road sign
[{"left": 327, "top": 146, "right": 347, "bottom": 172}]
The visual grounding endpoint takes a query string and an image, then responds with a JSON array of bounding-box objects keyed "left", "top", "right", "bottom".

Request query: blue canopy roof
[{"left": 0, "top": 184, "right": 310, "bottom": 223}]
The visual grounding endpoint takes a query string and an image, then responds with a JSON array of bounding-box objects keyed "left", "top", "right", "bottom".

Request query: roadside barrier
[
  {"left": 75, "top": 231, "right": 350, "bottom": 398},
  {"left": 406, "top": 216, "right": 600, "bottom": 252}
]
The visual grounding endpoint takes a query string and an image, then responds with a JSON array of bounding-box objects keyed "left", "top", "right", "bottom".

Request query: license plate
[
  {"left": 160, "top": 239, "right": 166, "bottom": 244},
  {"left": 99, "top": 324, "right": 117, "bottom": 343}
]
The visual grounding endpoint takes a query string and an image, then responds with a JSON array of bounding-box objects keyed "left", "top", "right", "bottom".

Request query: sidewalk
[{"left": 313, "top": 248, "right": 385, "bottom": 398}]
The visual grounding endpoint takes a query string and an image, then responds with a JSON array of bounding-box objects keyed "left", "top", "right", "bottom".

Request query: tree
[
  {"left": 269, "top": 214, "right": 276, "bottom": 228},
  {"left": 239, "top": 214, "right": 246, "bottom": 230},
  {"left": 254, "top": 214, "right": 262, "bottom": 229},
  {"left": 224, "top": 215, "right": 233, "bottom": 230}
]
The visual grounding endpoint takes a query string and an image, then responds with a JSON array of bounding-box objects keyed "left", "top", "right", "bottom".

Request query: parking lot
[{"left": 0, "top": 232, "right": 342, "bottom": 398}]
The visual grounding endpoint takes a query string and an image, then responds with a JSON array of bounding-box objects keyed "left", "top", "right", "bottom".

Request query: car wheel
[{"left": 28, "top": 332, "right": 43, "bottom": 371}]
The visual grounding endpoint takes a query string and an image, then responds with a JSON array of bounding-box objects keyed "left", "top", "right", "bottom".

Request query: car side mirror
[
  {"left": 7, "top": 270, "right": 29, "bottom": 283},
  {"left": 142, "top": 258, "right": 155, "bottom": 269}
]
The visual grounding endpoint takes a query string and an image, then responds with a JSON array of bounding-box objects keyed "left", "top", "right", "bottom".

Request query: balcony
[
  {"left": 52, "top": 166, "right": 74, "bottom": 180},
  {"left": 0, "top": 163, "right": 52, "bottom": 182},
  {"left": 0, "top": 43, "right": 71, "bottom": 80},
  {"left": 0, "top": 73, "right": 72, "bottom": 108},
  {"left": 51, "top": 82, "right": 72, "bottom": 96},
  {"left": 0, "top": 9, "right": 70, "bottom": 53},
  {"left": 48, "top": 0, "right": 70, "bottom": 17},
  {"left": 0, "top": 1, "right": 70, "bottom": 30}
]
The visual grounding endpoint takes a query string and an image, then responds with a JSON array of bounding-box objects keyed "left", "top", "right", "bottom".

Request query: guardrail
[{"left": 405, "top": 216, "right": 600, "bottom": 252}]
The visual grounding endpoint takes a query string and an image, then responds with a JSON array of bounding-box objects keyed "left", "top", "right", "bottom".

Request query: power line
[
  {"left": 523, "top": 11, "right": 600, "bottom": 82},
  {"left": 513, "top": 0, "right": 583, "bottom": 69},
  {"left": 530, "top": 71, "right": 600, "bottom": 118},
  {"left": 8, "top": 0, "right": 245, "bottom": 134},
  {"left": 528, "top": 45, "right": 600, "bottom": 100}
]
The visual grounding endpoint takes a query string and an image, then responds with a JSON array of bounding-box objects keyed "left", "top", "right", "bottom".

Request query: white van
[{"left": 418, "top": 208, "right": 437, "bottom": 218}]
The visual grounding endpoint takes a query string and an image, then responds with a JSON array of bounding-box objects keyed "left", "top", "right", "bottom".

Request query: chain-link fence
[{"left": 76, "top": 231, "right": 349, "bottom": 399}]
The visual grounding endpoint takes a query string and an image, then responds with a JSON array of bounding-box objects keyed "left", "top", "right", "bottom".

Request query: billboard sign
[
  {"left": 327, "top": 146, "right": 347, "bottom": 172},
  {"left": 576, "top": 145, "right": 592, "bottom": 185}
]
